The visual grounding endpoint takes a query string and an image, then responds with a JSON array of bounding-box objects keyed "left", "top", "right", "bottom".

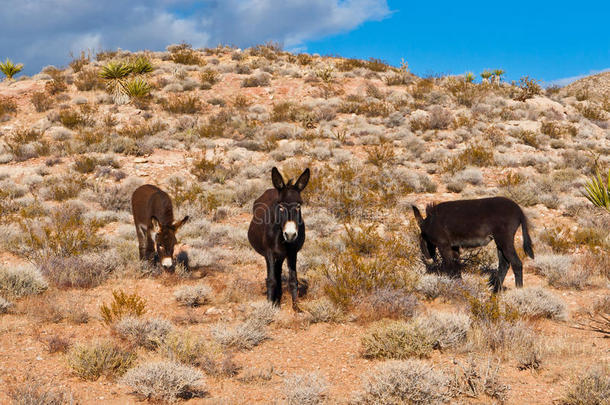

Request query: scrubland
[{"left": 0, "top": 43, "right": 608, "bottom": 404}]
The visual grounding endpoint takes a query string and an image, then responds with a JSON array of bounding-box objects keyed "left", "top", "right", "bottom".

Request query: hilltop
[{"left": 0, "top": 44, "right": 608, "bottom": 404}]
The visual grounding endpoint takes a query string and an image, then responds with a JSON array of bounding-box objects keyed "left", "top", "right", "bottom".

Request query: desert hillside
[{"left": 0, "top": 44, "right": 608, "bottom": 404}]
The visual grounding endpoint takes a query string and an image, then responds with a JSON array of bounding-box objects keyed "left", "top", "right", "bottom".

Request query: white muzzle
[
  {"left": 283, "top": 221, "right": 298, "bottom": 242},
  {"left": 161, "top": 257, "right": 173, "bottom": 268}
]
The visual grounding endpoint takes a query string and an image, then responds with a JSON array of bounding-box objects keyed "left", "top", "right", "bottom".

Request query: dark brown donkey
[
  {"left": 248, "top": 167, "right": 310, "bottom": 310},
  {"left": 412, "top": 196, "right": 534, "bottom": 293},
  {"left": 132, "top": 184, "right": 188, "bottom": 269}
]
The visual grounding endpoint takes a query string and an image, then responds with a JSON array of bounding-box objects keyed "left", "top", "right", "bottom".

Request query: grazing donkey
[
  {"left": 411, "top": 197, "right": 534, "bottom": 293},
  {"left": 131, "top": 184, "right": 188, "bottom": 269},
  {"left": 248, "top": 167, "right": 310, "bottom": 310}
]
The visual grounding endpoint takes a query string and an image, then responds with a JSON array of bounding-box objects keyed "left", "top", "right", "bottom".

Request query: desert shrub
[
  {"left": 503, "top": 287, "right": 566, "bottom": 320},
  {"left": 304, "top": 297, "right": 344, "bottom": 323},
  {"left": 170, "top": 44, "right": 204, "bottom": 65},
  {"left": 357, "top": 288, "right": 419, "bottom": 321},
  {"left": 297, "top": 53, "right": 313, "bottom": 65},
  {"left": 19, "top": 204, "right": 103, "bottom": 259},
  {"left": 361, "top": 320, "right": 434, "bottom": 359},
  {"left": 241, "top": 72, "right": 271, "bottom": 87},
  {"left": 45, "top": 68, "right": 68, "bottom": 95},
  {"left": 115, "top": 317, "right": 173, "bottom": 349},
  {"left": 415, "top": 311, "right": 471, "bottom": 349},
  {"left": 0, "top": 96, "right": 17, "bottom": 118},
  {"left": 284, "top": 372, "right": 328, "bottom": 405},
  {"left": 59, "top": 108, "right": 86, "bottom": 129},
  {"left": 30, "top": 92, "right": 52, "bottom": 112},
  {"left": 531, "top": 254, "right": 592, "bottom": 290},
  {"left": 174, "top": 284, "right": 212, "bottom": 307},
  {"left": 576, "top": 102, "right": 608, "bottom": 121},
  {"left": 560, "top": 363, "right": 610, "bottom": 405},
  {"left": 429, "top": 106, "right": 454, "bottom": 129},
  {"left": 44, "top": 334, "right": 72, "bottom": 354},
  {"left": 39, "top": 173, "right": 86, "bottom": 201},
  {"left": 118, "top": 120, "right": 167, "bottom": 139},
  {"left": 163, "top": 332, "right": 218, "bottom": 367},
  {"left": 468, "top": 293, "right": 519, "bottom": 324},
  {"left": 123, "top": 77, "right": 151, "bottom": 100},
  {"left": 540, "top": 120, "right": 577, "bottom": 139},
  {"left": 37, "top": 253, "right": 114, "bottom": 289},
  {"left": 7, "top": 376, "right": 71, "bottom": 405},
  {"left": 0, "top": 264, "right": 47, "bottom": 298},
  {"left": 443, "top": 143, "right": 495, "bottom": 173},
  {"left": 68, "top": 341, "right": 135, "bottom": 380},
  {"left": 121, "top": 361, "right": 206, "bottom": 402},
  {"left": 212, "top": 302, "right": 276, "bottom": 350},
  {"left": 449, "top": 358, "right": 510, "bottom": 401},
  {"left": 161, "top": 94, "right": 202, "bottom": 114},
  {"left": 100, "top": 290, "right": 147, "bottom": 325},
  {"left": 2, "top": 127, "right": 47, "bottom": 162},
  {"left": 514, "top": 76, "right": 542, "bottom": 101},
  {"left": 200, "top": 68, "right": 219, "bottom": 86},
  {"left": 74, "top": 67, "right": 104, "bottom": 91},
  {"left": 355, "top": 360, "right": 450, "bottom": 405},
  {"left": 69, "top": 50, "right": 90, "bottom": 72},
  {"left": 129, "top": 55, "right": 154, "bottom": 74},
  {"left": 0, "top": 296, "right": 12, "bottom": 314}
]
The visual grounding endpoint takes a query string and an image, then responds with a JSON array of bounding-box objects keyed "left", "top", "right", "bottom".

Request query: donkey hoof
[{"left": 292, "top": 303, "right": 303, "bottom": 313}]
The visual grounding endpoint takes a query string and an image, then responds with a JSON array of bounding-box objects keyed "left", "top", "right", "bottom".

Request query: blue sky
[{"left": 2, "top": 0, "right": 608, "bottom": 85}]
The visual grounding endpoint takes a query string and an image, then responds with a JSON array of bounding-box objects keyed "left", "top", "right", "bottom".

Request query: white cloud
[
  {"left": 546, "top": 68, "right": 610, "bottom": 87},
  {"left": 0, "top": 0, "right": 389, "bottom": 74}
]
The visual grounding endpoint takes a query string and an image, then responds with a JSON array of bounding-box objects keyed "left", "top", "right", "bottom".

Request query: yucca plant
[
  {"left": 582, "top": 168, "right": 610, "bottom": 210},
  {"left": 99, "top": 61, "right": 132, "bottom": 104},
  {"left": 129, "top": 56, "right": 153, "bottom": 74},
  {"left": 464, "top": 72, "right": 475, "bottom": 83},
  {"left": 124, "top": 77, "right": 151, "bottom": 99},
  {"left": 0, "top": 58, "right": 24, "bottom": 80},
  {"left": 480, "top": 70, "right": 493, "bottom": 83},
  {"left": 492, "top": 69, "right": 505, "bottom": 84}
]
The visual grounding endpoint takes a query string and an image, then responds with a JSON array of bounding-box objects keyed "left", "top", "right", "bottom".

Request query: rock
[{"left": 206, "top": 307, "right": 221, "bottom": 315}]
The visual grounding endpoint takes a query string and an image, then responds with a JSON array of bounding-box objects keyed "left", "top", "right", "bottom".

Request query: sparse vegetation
[
  {"left": 284, "top": 372, "right": 328, "bottom": 405},
  {"left": 68, "top": 341, "right": 135, "bottom": 380},
  {"left": 361, "top": 320, "right": 434, "bottom": 359},
  {"left": 0, "top": 58, "right": 23, "bottom": 79},
  {"left": 100, "top": 290, "right": 147, "bottom": 325}
]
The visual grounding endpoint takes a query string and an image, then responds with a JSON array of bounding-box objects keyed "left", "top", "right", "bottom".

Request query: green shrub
[
  {"left": 582, "top": 168, "right": 610, "bottom": 211},
  {"left": 68, "top": 341, "right": 135, "bottom": 380},
  {"left": 129, "top": 56, "right": 153, "bottom": 74},
  {"left": 124, "top": 77, "right": 151, "bottom": 99}
]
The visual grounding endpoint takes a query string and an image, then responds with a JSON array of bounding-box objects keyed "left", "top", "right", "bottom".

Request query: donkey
[
  {"left": 411, "top": 196, "right": 534, "bottom": 293},
  {"left": 248, "top": 167, "right": 310, "bottom": 310},
  {"left": 131, "top": 184, "right": 189, "bottom": 269}
]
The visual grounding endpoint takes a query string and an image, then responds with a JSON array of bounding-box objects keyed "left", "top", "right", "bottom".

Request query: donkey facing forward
[
  {"left": 248, "top": 167, "right": 310, "bottom": 311},
  {"left": 132, "top": 184, "right": 189, "bottom": 269},
  {"left": 412, "top": 196, "right": 534, "bottom": 293}
]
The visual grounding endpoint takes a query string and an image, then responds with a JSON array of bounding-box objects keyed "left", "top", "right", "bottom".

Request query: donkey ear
[
  {"left": 411, "top": 205, "right": 424, "bottom": 227},
  {"left": 271, "top": 167, "right": 285, "bottom": 190},
  {"left": 174, "top": 216, "right": 189, "bottom": 230},
  {"left": 294, "top": 168, "right": 310, "bottom": 192}
]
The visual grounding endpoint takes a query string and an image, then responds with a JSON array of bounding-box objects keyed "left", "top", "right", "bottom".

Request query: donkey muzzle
[{"left": 283, "top": 221, "right": 298, "bottom": 242}]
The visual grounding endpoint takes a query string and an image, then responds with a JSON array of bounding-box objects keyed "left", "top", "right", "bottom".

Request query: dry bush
[
  {"left": 0, "top": 264, "right": 47, "bottom": 298},
  {"left": 200, "top": 68, "right": 219, "bottom": 86},
  {"left": 365, "top": 143, "right": 395, "bottom": 167},
  {"left": 163, "top": 332, "right": 218, "bottom": 368},
  {"left": 503, "top": 287, "right": 566, "bottom": 320},
  {"left": 174, "top": 284, "right": 212, "bottom": 307},
  {"left": 212, "top": 302, "right": 277, "bottom": 350},
  {"left": 355, "top": 360, "right": 450, "bottom": 405},
  {"left": 356, "top": 288, "right": 419, "bottom": 321},
  {"left": 44, "top": 334, "right": 72, "bottom": 354},
  {"left": 0, "top": 296, "right": 13, "bottom": 314},
  {"left": 3, "top": 127, "right": 48, "bottom": 162},
  {"left": 449, "top": 358, "right": 510, "bottom": 402},
  {"left": 121, "top": 361, "right": 206, "bottom": 402},
  {"left": 241, "top": 72, "right": 271, "bottom": 87},
  {"left": 68, "top": 341, "right": 136, "bottom": 380},
  {"left": 115, "top": 316, "right": 173, "bottom": 349},
  {"left": 161, "top": 94, "right": 202, "bottom": 114},
  {"left": 576, "top": 102, "right": 608, "bottom": 121},
  {"left": 514, "top": 76, "right": 541, "bottom": 101},
  {"left": 38, "top": 253, "right": 114, "bottom": 289},
  {"left": 59, "top": 108, "right": 87, "bottom": 129},
  {"left": 0, "top": 96, "right": 18, "bottom": 116},
  {"left": 40, "top": 173, "right": 85, "bottom": 201},
  {"left": 45, "top": 69, "right": 67, "bottom": 95},
  {"left": 415, "top": 311, "right": 471, "bottom": 350},
  {"left": 170, "top": 45, "right": 204, "bottom": 65},
  {"left": 443, "top": 143, "right": 494, "bottom": 173},
  {"left": 361, "top": 320, "right": 433, "bottom": 360},
  {"left": 118, "top": 120, "right": 167, "bottom": 139},
  {"left": 304, "top": 297, "right": 344, "bottom": 323},
  {"left": 30, "top": 92, "right": 52, "bottom": 112},
  {"left": 7, "top": 376, "right": 72, "bottom": 405},
  {"left": 531, "top": 254, "right": 593, "bottom": 290},
  {"left": 560, "top": 363, "right": 610, "bottom": 405},
  {"left": 284, "top": 372, "right": 328, "bottom": 405},
  {"left": 100, "top": 290, "right": 147, "bottom": 325},
  {"left": 19, "top": 204, "right": 103, "bottom": 259},
  {"left": 429, "top": 105, "right": 454, "bottom": 129},
  {"left": 74, "top": 67, "right": 104, "bottom": 91}
]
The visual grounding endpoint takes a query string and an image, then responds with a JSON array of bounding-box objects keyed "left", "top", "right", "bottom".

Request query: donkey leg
[
  {"left": 264, "top": 253, "right": 277, "bottom": 303},
  {"left": 273, "top": 257, "right": 284, "bottom": 306},
  {"left": 438, "top": 245, "right": 460, "bottom": 278},
  {"left": 287, "top": 253, "right": 301, "bottom": 312},
  {"left": 497, "top": 239, "right": 523, "bottom": 289},
  {"left": 136, "top": 227, "right": 146, "bottom": 260},
  {"left": 493, "top": 247, "right": 510, "bottom": 293}
]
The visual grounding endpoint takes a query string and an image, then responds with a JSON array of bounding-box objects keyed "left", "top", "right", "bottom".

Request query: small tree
[{"left": 0, "top": 59, "right": 23, "bottom": 80}]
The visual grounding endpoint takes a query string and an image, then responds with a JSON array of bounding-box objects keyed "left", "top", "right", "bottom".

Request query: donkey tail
[{"left": 520, "top": 211, "right": 535, "bottom": 259}]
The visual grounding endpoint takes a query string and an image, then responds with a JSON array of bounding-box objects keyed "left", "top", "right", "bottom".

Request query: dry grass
[
  {"left": 0, "top": 264, "right": 48, "bottom": 298},
  {"left": 114, "top": 316, "right": 173, "bottom": 349},
  {"left": 68, "top": 341, "right": 136, "bottom": 380},
  {"left": 174, "top": 284, "right": 212, "bottom": 307},
  {"left": 503, "top": 287, "right": 567, "bottom": 320},
  {"left": 361, "top": 320, "right": 434, "bottom": 359},
  {"left": 100, "top": 290, "right": 147, "bottom": 325},
  {"left": 415, "top": 311, "right": 471, "bottom": 350},
  {"left": 560, "top": 363, "right": 610, "bottom": 405},
  {"left": 7, "top": 376, "right": 72, "bottom": 405},
  {"left": 283, "top": 372, "right": 328, "bottom": 405},
  {"left": 304, "top": 297, "right": 344, "bottom": 323}
]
